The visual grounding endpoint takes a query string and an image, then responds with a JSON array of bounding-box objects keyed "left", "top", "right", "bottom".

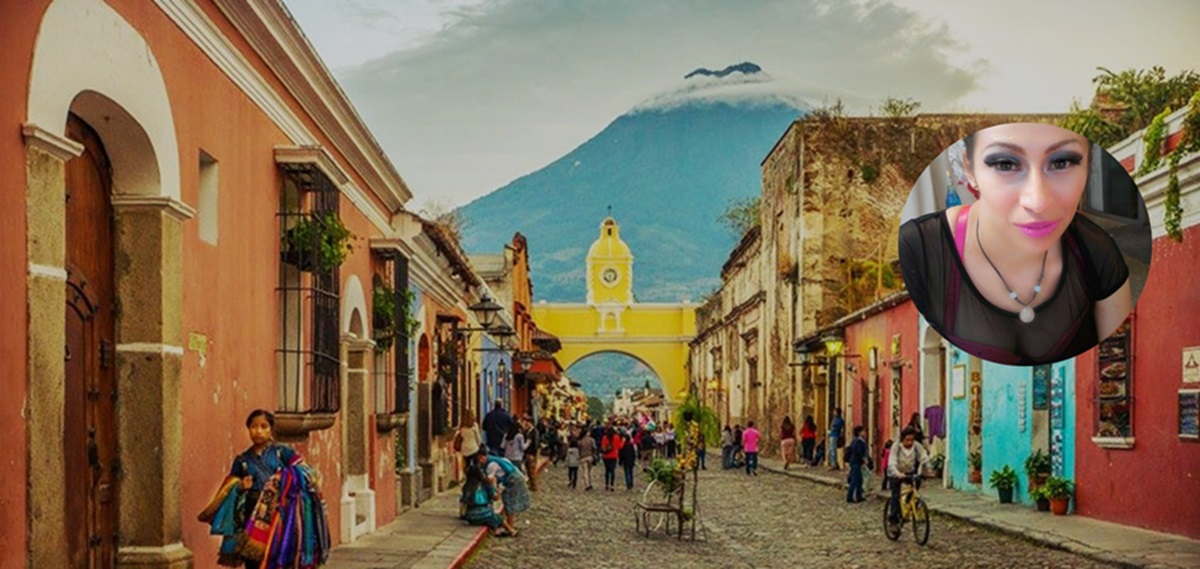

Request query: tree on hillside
[
  {"left": 719, "top": 196, "right": 761, "bottom": 238},
  {"left": 879, "top": 96, "right": 921, "bottom": 118},
  {"left": 587, "top": 396, "right": 606, "bottom": 420}
]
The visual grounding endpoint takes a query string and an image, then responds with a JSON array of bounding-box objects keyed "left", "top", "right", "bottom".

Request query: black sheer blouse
[{"left": 898, "top": 211, "right": 1128, "bottom": 365}]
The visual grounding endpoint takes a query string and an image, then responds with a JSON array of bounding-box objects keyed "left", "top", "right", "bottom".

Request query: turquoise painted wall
[{"left": 945, "top": 346, "right": 1075, "bottom": 506}]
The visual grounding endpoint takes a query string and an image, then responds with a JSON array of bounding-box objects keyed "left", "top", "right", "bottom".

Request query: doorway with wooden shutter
[{"left": 63, "top": 113, "right": 119, "bottom": 568}]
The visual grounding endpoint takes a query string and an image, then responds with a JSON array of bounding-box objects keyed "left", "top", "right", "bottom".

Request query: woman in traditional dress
[{"left": 463, "top": 452, "right": 518, "bottom": 537}]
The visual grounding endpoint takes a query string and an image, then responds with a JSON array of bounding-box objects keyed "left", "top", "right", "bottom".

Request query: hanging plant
[
  {"left": 282, "top": 212, "right": 355, "bottom": 272},
  {"left": 1136, "top": 107, "right": 1171, "bottom": 177},
  {"left": 1164, "top": 152, "right": 1183, "bottom": 242}
]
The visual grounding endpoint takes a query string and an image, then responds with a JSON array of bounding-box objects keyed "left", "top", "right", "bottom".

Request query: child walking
[{"left": 566, "top": 437, "right": 581, "bottom": 489}]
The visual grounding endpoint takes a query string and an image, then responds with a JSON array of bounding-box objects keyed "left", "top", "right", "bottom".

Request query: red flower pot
[{"left": 1049, "top": 497, "right": 1070, "bottom": 515}]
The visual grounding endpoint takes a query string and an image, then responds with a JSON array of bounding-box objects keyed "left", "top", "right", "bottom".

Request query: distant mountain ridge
[
  {"left": 685, "top": 61, "right": 763, "bottom": 79},
  {"left": 458, "top": 64, "right": 807, "bottom": 304}
]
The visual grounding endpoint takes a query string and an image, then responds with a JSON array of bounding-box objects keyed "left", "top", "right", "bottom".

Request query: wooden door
[{"left": 64, "top": 114, "right": 118, "bottom": 569}]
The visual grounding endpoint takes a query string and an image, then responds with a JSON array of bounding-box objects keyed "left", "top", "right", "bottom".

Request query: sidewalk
[
  {"left": 757, "top": 457, "right": 1200, "bottom": 569},
  {"left": 325, "top": 457, "right": 550, "bottom": 569}
]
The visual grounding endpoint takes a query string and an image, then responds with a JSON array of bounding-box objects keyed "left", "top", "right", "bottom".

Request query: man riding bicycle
[{"left": 886, "top": 426, "right": 930, "bottom": 524}]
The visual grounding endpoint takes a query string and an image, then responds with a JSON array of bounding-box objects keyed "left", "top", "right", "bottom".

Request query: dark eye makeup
[
  {"left": 1048, "top": 151, "right": 1084, "bottom": 170},
  {"left": 983, "top": 154, "right": 1021, "bottom": 172}
]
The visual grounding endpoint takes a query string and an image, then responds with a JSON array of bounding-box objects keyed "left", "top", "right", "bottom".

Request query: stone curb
[
  {"left": 760, "top": 464, "right": 1150, "bottom": 569},
  {"left": 448, "top": 527, "right": 489, "bottom": 569}
]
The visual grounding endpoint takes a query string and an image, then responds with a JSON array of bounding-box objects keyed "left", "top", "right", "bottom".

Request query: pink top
[
  {"left": 955, "top": 205, "right": 971, "bottom": 259},
  {"left": 741, "top": 427, "right": 761, "bottom": 454}
]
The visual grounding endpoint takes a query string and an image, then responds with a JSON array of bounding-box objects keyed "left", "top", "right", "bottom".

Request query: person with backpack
[
  {"left": 600, "top": 426, "right": 622, "bottom": 492},
  {"left": 845, "top": 425, "right": 871, "bottom": 503},
  {"left": 619, "top": 431, "right": 638, "bottom": 490}
]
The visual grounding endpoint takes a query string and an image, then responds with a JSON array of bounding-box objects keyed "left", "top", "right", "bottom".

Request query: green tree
[
  {"left": 718, "top": 195, "right": 761, "bottom": 238},
  {"left": 1061, "top": 66, "right": 1200, "bottom": 147},
  {"left": 879, "top": 96, "right": 921, "bottom": 118},
  {"left": 587, "top": 396, "right": 606, "bottom": 420}
]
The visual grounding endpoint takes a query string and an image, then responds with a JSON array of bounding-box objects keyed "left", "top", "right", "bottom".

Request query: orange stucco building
[{"left": 1, "top": 1, "right": 503, "bottom": 567}]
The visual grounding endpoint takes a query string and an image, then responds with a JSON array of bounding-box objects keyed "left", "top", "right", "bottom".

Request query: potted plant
[
  {"left": 928, "top": 453, "right": 945, "bottom": 478},
  {"left": 373, "top": 278, "right": 397, "bottom": 351},
  {"left": 1031, "top": 486, "right": 1051, "bottom": 512},
  {"left": 968, "top": 451, "right": 982, "bottom": 484},
  {"left": 281, "top": 212, "right": 355, "bottom": 273},
  {"left": 988, "top": 465, "right": 1018, "bottom": 504},
  {"left": 1042, "top": 476, "right": 1074, "bottom": 516},
  {"left": 1024, "top": 449, "right": 1052, "bottom": 491}
]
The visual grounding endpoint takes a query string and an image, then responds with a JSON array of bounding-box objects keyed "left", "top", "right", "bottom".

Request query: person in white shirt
[{"left": 886, "top": 427, "right": 930, "bottom": 524}]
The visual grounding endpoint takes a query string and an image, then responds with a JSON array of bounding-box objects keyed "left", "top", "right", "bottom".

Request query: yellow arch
[{"left": 532, "top": 303, "right": 695, "bottom": 403}]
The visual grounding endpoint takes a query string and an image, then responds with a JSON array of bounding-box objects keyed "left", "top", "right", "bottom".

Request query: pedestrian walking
[
  {"left": 732, "top": 425, "right": 744, "bottom": 469},
  {"left": 565, "top": 438, "right": 581, "bottom": 488},
  {"left": 800, "top": 416, "right": 818, "bottom": 466},
  {"left": 720, "top": 426, "right": 734, "bottom": 470},
  {"left": 880, "top": 440, "right": 894, "bottom": 491},
  {"left": 665, "top": 424, "right": 677, "bottom": 459},
  {"left": 742, "top": 421, "right": 761, "bottom": 476},
  {"left": 578, "top": 430, "right": 596, "bottom": 490},
  {"left": 455, "top": 409, "right": 484, "bottom": 471},
  {"left": 828, "top": 408, "right": 845, "bottom": 470},
  {"left": 845, "top": 425, "right": 870, "bottom": 503},
  {"left": 619, "top": 432, "right": 637, "bottom": 490},
  {"left": 503, "top": 423, "right": 530, "bottom": 473},
  {"left": 696, "top": 429, "right": 707, "bottom": 470},
  {"left": 780, "top": 416, "right": 797, "bottom": 470},
  {"left": 483, "top": 400, "right": 513, "bottom": 456},
  {"left": 907, "top": 412, "right": 926, "bottom": 445},
  {"left": 601, "top": 426, "right": 621, "bottom": 491}
]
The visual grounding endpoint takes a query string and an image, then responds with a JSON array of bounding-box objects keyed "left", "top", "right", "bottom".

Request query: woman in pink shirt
[{"left": 741, "top": 422, "right": 761, "bottom": 476}]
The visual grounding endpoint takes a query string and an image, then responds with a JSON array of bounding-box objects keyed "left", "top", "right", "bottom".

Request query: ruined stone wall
[{"left": 752, "top": 113, "right": 1063, "bottom": 456}]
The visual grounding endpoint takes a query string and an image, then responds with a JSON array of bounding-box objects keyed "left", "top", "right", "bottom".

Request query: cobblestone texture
[{"left": 465, "top": 463, "right": 1117, "bottom": 569}]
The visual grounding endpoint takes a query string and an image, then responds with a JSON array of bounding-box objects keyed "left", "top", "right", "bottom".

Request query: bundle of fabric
[
  {"left": 255, "top": 464, "right": 331, "bottom": 568},
  {"left": 198, "top": 476, "right": 248, "bottom": 567}
]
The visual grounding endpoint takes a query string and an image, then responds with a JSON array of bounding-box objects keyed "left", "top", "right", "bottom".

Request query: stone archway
[
  {"left": 565, "top": 350, "right": 667, "bottom": 409},
  {"left": 24, "top": 1, "right": 191, "bottom": 567}
]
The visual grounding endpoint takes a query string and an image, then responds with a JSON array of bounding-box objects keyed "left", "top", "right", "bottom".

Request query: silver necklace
[{"left": 976, "top": 218, "right": 1047, "bottom": 324}]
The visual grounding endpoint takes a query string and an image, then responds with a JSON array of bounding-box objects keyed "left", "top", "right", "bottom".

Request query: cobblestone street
[{"left": 465, "top": 462, "right": 1116, "bottom": 568}]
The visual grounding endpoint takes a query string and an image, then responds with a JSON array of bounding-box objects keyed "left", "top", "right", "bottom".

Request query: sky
[{"left": 282, "top": 0, "right": 1200, "bottom": 212}]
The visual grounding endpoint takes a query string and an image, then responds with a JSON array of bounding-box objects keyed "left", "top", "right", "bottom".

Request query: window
[
  {"left": 1095, "top": 315, "right": 1133, "bottom": 439},
  {"left": 277, "top": 165, "right": 341, "bottom": 414},
  {"left": 198, "top": 150, "right": 218, "bottom": 245}
]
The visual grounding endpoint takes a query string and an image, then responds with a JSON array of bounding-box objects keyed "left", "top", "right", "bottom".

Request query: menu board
[
  {"left": 1096, "top": 317, "right": 1132, "bottom": 438},
  {"left": 1180, "top": 390, "right": 1199, "bottom": 439}
]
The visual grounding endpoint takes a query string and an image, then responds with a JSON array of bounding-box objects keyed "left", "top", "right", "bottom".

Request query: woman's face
[
  {"left": 247, "top": 415, "right": 272, "bottom": 446},
  {"left": 966, "top": 123, "right": 1090, "bottom": 254}
]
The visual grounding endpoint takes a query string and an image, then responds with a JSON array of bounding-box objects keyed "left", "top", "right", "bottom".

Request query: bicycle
[{"left": 883, "top": 472, "right": 930, "bottom": 545}]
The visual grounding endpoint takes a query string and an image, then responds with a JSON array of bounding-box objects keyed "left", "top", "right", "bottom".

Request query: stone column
[
  {"left": 111, "top": 196, "right": 194, "bottom": 569},
  {"left": 23, "top": 125, "right": 81, "bottom": 569}
]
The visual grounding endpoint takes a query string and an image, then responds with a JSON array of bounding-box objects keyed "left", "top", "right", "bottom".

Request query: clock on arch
[{"left": 601, "top": 267, "right": 620, "bottom": 287}]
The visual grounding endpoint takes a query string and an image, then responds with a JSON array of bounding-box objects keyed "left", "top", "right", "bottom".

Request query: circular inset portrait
[{"left": 897, "top": 123, "right": 1152, "bottom": 366}]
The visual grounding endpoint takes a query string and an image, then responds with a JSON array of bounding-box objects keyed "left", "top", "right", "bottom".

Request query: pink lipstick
[{"left": 1017, "top": 220, "right": 1059, "bottom": 238}]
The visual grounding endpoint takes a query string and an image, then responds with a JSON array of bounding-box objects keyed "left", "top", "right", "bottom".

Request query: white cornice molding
[
  {"left": 212, "top": 0, "right": 411, "bottom": 207},
  {"left": 111, "top": 195, "right": 197, "bottom": 221},
  {"left": 274, "top": 145, "right": 349, "bottom": 185},
  {"left": 22, "top": 123, "right": 84, "bottom": 160},
  {"left": 154, "top": 0, "right": 397, "bottom": 236}
]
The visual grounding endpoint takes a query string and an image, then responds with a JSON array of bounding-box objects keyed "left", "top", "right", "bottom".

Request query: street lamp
[
  {"left": 822, "top": 333, "right": 844, "bottom": 356},
  {"left": 468, "top": 293, "right": 503, "bottom": 330}
]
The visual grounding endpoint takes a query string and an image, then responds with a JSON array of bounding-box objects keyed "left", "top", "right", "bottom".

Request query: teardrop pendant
[{"left": 1019, "top": 306, "right": 1035, "bottom": 323}]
